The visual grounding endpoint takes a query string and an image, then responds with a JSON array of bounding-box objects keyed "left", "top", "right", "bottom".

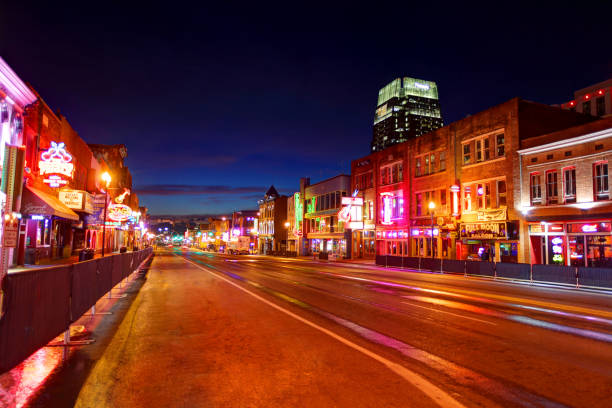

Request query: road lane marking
[
  {"left": 179, "top": 256, "right": 465, "bottom": 408},
  {"left": 183, "top": 254, "right": 567, "bottom": 407},
  {"left": 323, "top": 272, "right": 612, "bottom": 320}
]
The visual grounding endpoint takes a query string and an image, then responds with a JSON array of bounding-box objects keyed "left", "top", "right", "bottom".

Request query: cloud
[{"left": 134, "top": 184, "right": 267, "bottom": 196}]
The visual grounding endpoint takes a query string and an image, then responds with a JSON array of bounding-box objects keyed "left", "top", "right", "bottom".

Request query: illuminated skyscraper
[{"left": 371, "top": 77, "right": 443, "bottom": 152}]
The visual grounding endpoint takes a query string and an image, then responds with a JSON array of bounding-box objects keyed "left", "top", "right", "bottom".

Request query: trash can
[{"left": 79, "top": 248, "right": 95, "bottom": 261}]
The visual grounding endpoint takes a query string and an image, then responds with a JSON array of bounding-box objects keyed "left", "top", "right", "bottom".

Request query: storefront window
[
  {"left": 586, "top": 235, "right": 612, "bottom": 267},
  {"left": 548, "top": 236, "right": 565, "bottom": 264}
]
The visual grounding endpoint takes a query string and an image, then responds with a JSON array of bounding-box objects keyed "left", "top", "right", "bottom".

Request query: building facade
[
  {"left": 257, "top": 186, "right": 287, "bottom": 254},
  {"left": 304, "top": 175, "right": 352, "bottom": 259},
  {"left": 231, "top": 210, "right": 258, "bottom": 252},
  {"left": 518, "top": 117, "right": 612, "bottom": 267},
  {"left": 351, "top": 160, "right": 376, "bottom": 259},
  {"left": 20, "top": 93, "right": 104, "bottom": 264},
  {"left": 0, "top": 57, "right": 37, "bottom": 271},
  {"left": 371, "top": 77, "right": 443, "bottom": 152},
  {"left": 353, "top": 98, "right": 595, "bottom": 263},
  {"left": 560, "top": 78, "right": 612, "bottom": 118},
  {"left": 89, "top": 144, "right": 141, "bottom": 253}
]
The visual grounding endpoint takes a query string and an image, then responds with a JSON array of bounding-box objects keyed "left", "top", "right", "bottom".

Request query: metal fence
[
  {"left": 0, "top": 248, "right": 153, "bottom": 374},
  {"left": 375, "top": 255, "right": 612, "bottom": 290}
]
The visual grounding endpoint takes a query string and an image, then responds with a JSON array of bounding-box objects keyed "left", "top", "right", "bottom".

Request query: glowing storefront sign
[
  {"left": 39, "top": 142, "right": 74, "bottom": 188},
  {"left": 107, "top": 203, "right": 132, "bottom": 222},
  {"left": 450, "top": 185, "right": 460, "bottom": 217},
  {"left": 380, "top": 192, "right": 393, "bottom": 225},
  {"left": 551, "top": 237, "right": 564, "bottom": 263},
  {"left": 581, "top": 224, "right": 598, "bottom": 233},
  {"left": 341, "top": 197, "right": 363, "bottom": 206},
  {"left": 338, "top": 189, "right": 360, "bottom": 224}
]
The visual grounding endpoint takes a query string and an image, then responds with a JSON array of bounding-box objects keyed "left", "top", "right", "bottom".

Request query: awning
[{"left": 20, "top": 186, "right": 80, "bottom": 221}]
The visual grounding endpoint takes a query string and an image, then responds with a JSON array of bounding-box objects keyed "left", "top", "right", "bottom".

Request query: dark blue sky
[{"left": 2, "top": 3, "right": 611, "bottom": 215}]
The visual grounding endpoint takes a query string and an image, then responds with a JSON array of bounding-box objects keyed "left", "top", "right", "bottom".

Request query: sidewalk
[{"left": 8, "top": 251, "right": 122, "bottom": 274}]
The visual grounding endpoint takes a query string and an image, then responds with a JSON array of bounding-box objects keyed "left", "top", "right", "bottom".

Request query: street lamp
[
  {"left": 428, "top": 201, "right": 435, "bottom": 258},
  {"left": 101, "top": 172, "right": 111, "bottom": 257}
]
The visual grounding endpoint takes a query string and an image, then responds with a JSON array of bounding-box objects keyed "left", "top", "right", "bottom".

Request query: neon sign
[
  {"left": 338, "top": 189, "right": 360, "bottom": 224},
  {"left": 450, "top": 185, "right": 460, "bottom": 217},
  {"left": 380, "top": 192, "right": 394, "bottom": 225},
  {"left": 581, "top": 224, "right": 598, "bottom": 233},
  {"left": 550, "top": 237, "right": 564, "bottom": 264},
  {"left": 115, "top": 189, "right": 131, "bottom": 204},
  {"left": 107, "top": 203, "right": 132, "bottom": 222},
  {"left": 39, "top": 142, "right": 74, "bottom": 187}
]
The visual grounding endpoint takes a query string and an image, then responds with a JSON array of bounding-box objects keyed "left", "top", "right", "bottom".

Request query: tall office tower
[{"left": 371, "top": 77, "right": 443, "bottom": 152}]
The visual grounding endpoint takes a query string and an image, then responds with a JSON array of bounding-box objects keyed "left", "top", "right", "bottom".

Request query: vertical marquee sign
[{"left": 39, "top": 142, "right": 74, "bottom": 188}]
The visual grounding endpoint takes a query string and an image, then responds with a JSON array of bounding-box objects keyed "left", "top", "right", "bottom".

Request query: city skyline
[{"left": 1, "top": 4, "right": 611, "bottom": 215}]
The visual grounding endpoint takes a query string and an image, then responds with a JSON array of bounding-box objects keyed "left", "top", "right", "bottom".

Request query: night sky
[{"left": 2, "top": 4, "right": 611, "bottom": 215}]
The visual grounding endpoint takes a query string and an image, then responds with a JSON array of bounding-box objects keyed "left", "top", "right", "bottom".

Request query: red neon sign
[{"left": 39, "top": 142, "right": 74, "bottom": 188}]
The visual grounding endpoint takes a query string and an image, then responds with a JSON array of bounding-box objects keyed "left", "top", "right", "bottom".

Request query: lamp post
[
  {"left": 428, "top": 201, "right": 435, "bottom": 258},
  {"left": 101, "top": 172, "right": 111, "bottom": 257}
]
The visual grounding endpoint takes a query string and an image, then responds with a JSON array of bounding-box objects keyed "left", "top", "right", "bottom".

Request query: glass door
[{"left": 568, "top": 235, "right": 585, "bottom": 267}]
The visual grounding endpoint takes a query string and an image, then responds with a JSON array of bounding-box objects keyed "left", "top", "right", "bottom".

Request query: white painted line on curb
[{"left": 180, "top": 255, "right": 465, "bottom": 408}]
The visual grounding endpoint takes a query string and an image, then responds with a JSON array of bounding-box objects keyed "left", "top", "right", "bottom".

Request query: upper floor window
[
  {"left": 477, "top": 183, "right": 491, "bottom": 209},
  {"left": 463, "top": 144, "right": 471, "bottom": 165},
  {"left": 355, "top": 172, "right": 373, "bottom": 190},
  {"left": 439, "top": 152, "right": 446, "bottom": 171},
  {"left": 496, "top": 133, "right": 505, "bottom": 157},
  {"left": 531, "top": 173, "right": 542, "bottom": 205},
  {"left": 596, "top": 96, "right": 606, "bottom": 116},
  {"left": 583, "top": 100, "right": 591, "bottom": 115},
  {"left": 463, "top": 186, "right": 472, "bottom": 211},
  {"left": 546, "top": 170, "right": 558, "bottom": 205},
  {"left": 563, "top": 167, "right": 576, "bottom": 203},
  {"left": 416, "top": 193, "right": 423, "bottom": 216},
  {"left": 381, "top": 162, "right": 403, "bottom": 185},
  {"left": 462, "top": 131, "right": 505, "bottom": 166},
  {"left": 381, "top": 193, "right": 403, "bottom": 223},
  {"left": 594, "top": 162, "right": 609, "bottom": 200},
  {"left": 415, "top": 157, "right": 421, "bottom": 177},
  {"left": 497, "top": 180, "right": 506, "bottom": 207},
  {"left": 475, "top": 138, "right": 490, "bottom": 162}
]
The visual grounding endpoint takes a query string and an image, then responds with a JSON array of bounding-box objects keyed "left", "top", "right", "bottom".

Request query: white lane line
[
  {"left": 180, "top": 256, "right": 465, "bottom": 408},
  {"left": 400, "top": 301, "right": 497, "bottom": 326}
]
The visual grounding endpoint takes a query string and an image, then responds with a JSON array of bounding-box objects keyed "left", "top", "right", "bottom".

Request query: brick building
[
  {"left": 351, "top": 98, "right": 594, "bottom": 263},
  {"left": 559, "top": 78, "right": 612, "bottom": 118},
  {"left": 257, "top": 186, "right": 287, "bottom": 254},
  {"left": 352, "top": 158, "right": 376, "bottom": 259},
  {"left": 518, "top": 117, "right": 612, "bottom": 267},
  {"left": 88, "top": 144, "right": 141, "bottom": 252},
  {"left": 20, "top": 93, "right": 105, "bottom": 264}
]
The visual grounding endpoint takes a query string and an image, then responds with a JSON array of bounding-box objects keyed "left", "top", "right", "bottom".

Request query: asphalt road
[{"left": 67, "top": 249, "right": 612, "bottom": 407}]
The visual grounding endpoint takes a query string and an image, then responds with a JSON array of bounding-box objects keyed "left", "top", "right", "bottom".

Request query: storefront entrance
[{"left": 529, "top": 221, "right": 612, "bottom": 267}]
